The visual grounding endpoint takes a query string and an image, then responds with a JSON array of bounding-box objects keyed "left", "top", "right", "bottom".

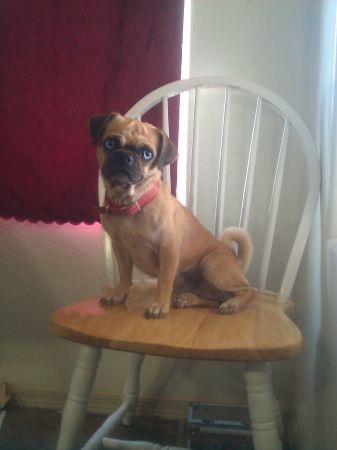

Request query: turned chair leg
[
  {"left": 244, "top": 362, "right": 282, "bottom": 450},
  {"left": 79, "top": 353, "right": 145, "bottom": 450},
  {"left": 56, "top": 345, "right": 102, "bottom": 450},
  {"left": 122, "top": 353, "right": 146, "bottom": 426},
  {"left": 273, "top": 393, "right": 284, "bottom": 437}
]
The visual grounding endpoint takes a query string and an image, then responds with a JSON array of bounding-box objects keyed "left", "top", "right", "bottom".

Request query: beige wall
[{"left": 188, "top": 0, "right": 319, "bottom": 130}]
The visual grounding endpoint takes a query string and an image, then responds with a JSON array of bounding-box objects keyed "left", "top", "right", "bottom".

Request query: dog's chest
[
  {"left": 120, "top": 220, "right": 159, "bottom": 249},
  {"left": 102, "top": 213, "right": 163, "bottom": 275}
]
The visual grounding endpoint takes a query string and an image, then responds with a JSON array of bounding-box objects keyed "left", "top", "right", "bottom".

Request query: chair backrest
[{"left": 99, "top": 76, "right": 320, "bottom": 302}]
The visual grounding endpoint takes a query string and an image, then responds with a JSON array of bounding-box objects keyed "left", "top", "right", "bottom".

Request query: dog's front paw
[
  {"left": 218, "top": 299, "right": 241, "bottom": 314},
  {"left": 100, "top": 286, "right": 128, "bottom": 306},
  {"left": 145, "top": 302, "right": 169, "bottom": 319}
]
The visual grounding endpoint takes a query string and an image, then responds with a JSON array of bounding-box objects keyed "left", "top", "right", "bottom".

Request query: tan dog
[{"left": 89, "top": 113, "right": 256, "bottom": 318}]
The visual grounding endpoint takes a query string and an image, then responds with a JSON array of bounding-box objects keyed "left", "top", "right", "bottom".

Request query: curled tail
[{"left": 221, "top": 227, "right": 253, "bottom": 273}]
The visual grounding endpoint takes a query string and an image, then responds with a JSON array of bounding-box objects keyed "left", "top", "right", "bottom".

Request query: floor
[{"left": 0, "top": 405, "right": 255, "bottom": 450}]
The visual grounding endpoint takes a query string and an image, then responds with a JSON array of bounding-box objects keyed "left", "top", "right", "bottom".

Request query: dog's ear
[
  {"left": 88, "top": 113, "right": 119, "bottom": 145},
  {"left": 156, "top": 130, "right": 178, "bottom": 169}
]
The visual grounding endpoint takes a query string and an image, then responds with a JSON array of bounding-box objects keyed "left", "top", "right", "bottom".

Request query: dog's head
[{"left": 89, "top": 113, "right": 178, "bottom": 195}]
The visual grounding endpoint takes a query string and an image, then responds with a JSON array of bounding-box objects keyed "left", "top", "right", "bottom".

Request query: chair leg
[
  {"left": 103, "top": 437, "right": 189, "bottom": 449},
  {"left": 122, "top": 353, "right": 145, "bottom": 426},
  {"left": 244, "top": 362, "right": 282, "bottom": 450},
  {"left": 80, "top": 353, "right": 145, "bottom": 449},
  {"left": 273, "top": 393, "right": 284, "bottom": 437},
  {"left": 56, "top": 345, "right": 102, "bottom": 450}
]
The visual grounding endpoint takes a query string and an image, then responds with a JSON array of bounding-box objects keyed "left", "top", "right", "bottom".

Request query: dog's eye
[
  {"left": 103, "top": 137, "right": 119, "bottom": 151},
  {"left": 141, "top": 147, "right": 153, "bottom": 161}
]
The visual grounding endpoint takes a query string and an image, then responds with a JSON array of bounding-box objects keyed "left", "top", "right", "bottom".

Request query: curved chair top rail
[
  {"left": 99, "top": 76, "right": 320, "bottom": 302},
  {"left": 126, "top": 76, "right": 317, "bottom": 160}
]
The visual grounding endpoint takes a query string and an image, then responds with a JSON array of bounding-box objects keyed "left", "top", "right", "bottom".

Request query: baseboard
[{"left": 7, "top": 384, "right": 189, "bottom": 420}]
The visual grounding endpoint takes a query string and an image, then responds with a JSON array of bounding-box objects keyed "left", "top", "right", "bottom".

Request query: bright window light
[
  {"left": 177, "top": 0, "right": 191, "bottom": 205},
  {"left": 180, "top": 0, "right": 191, "bottom": 80}
]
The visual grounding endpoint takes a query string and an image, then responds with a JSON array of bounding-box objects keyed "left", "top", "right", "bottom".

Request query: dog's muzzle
[{"left": 102, "top": 150, "right": 143, "bottom": 184}]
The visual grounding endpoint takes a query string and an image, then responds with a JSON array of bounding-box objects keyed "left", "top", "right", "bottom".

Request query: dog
[{"left": 89, "top": 113, "right": 256, "bottom": 319}]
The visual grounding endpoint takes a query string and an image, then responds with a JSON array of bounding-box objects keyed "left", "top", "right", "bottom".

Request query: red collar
[{"left": 99, "top": 182, "right": 161, "bottom": 217}]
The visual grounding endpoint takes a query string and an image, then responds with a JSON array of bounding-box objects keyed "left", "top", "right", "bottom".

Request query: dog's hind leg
[
  {"left": 171, "top": 291, "right": 218, "bottom": 309},
  {"left": 172, "top": 271, "right": 221, "bottom": 309},
  {"left": 200, "top": 249, "right": 256, "bottom": 314},
  {"left": 218, "top": 288, "right": 257, "bottom": 314}
]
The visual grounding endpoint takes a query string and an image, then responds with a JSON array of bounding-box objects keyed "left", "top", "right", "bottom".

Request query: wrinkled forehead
[{"left": 102, "top": 116, "right": 159, "bottom": 147}]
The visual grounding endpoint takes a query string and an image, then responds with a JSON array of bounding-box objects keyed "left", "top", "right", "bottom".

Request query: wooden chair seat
[{"left": 51, "top": 282, "right": 302, "bottom": 362}]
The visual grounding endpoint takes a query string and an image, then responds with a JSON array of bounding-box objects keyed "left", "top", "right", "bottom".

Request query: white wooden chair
[{"left": 51, "top": 77, "right": 320, "bottom": 450}]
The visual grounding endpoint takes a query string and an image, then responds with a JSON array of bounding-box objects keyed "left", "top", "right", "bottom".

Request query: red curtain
[{"left": 0, "top": 0, "right": 184, "bottom": 224}]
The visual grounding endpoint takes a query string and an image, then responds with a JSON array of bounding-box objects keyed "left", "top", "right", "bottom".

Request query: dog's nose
[
  {"left": 122, "top": 153, "right": 133, "bottom": 166},
  {"left": 113, "top": 151, "right": 134, "bottom": 167}
]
